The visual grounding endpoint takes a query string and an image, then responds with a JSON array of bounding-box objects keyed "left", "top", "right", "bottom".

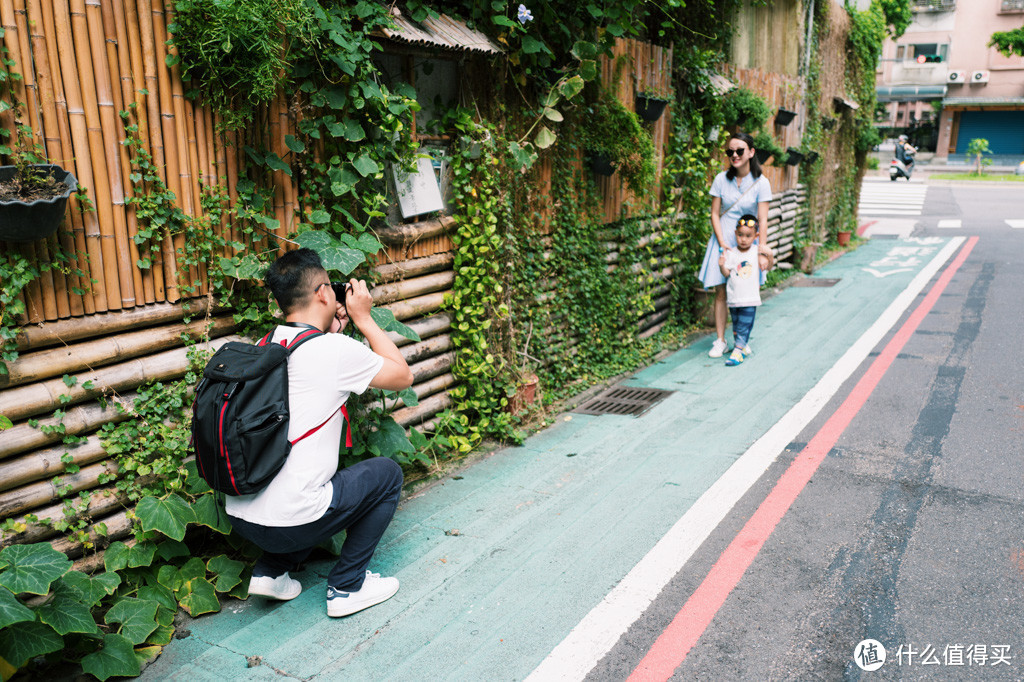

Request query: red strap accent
[
  {"left": 290, "top": 403, "right": 351, "bottom": 446},
  {"left": 218, "top": 401, "right": 241, "bottom": 496}
]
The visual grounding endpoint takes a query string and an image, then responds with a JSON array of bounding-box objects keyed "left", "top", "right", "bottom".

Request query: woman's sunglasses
[{"left": 724, "top": 148, "right": 748, "bottom": 158}]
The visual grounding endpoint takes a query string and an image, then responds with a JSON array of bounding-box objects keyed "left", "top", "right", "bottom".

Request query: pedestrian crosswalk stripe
[
  {"left": 858, "top": 180, "right": 927, "bottom": 217},
  {"left": 937, "top": 219, "right": 961, "bottom": 228},
  {"left": 1007, "top": 220, "right": 1024, "bottom": 229}
]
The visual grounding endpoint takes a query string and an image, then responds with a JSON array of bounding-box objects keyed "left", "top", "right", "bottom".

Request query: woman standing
[{"left": 697, "top": 132, "right": 774, "bottom": 358}]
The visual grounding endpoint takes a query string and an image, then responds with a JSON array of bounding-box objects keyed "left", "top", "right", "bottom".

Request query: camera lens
[{"left": 330, "top": 282, "right": 347, "bottom": 304}]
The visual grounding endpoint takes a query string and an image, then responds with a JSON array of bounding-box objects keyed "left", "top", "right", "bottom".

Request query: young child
[{"left": 717, "top": 214, "right": 767, "bottom": 366}]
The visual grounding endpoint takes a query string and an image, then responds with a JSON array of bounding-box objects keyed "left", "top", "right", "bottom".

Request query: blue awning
[{"left": 876, "top": 85, "right": 947, "bottom": 102}]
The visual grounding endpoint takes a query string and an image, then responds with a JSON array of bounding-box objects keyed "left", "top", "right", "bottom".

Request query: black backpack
[{"left": 191, "top": 326, "right": 345, "bottom": 496}]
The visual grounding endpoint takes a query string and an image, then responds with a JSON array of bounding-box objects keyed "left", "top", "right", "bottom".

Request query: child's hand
[
  {"left": 759, "top": 253, "right": 770, "bottom": 272},
  {"left": 718, "top": 247, "right": 726, "bottom": 268}
]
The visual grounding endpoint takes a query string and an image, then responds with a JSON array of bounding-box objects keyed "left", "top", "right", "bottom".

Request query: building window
[
  {"left": 905, "top": 43, "right": 949, "bottom": 63},
  {"left": 1000, "top": 0, "right": 1024, "bottom": 13}
]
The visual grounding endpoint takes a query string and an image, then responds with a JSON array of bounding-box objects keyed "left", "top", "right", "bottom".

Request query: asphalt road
[{"left": 588, "top": 181, "right": 1024, "bottom": 680}]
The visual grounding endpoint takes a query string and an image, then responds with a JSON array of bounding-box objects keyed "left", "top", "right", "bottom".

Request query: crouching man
[{"left": 226, "top": 248, "right": 414, "bottom": 617}]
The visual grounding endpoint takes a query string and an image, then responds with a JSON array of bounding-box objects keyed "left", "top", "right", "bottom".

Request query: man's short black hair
[{"left": 264, "top": 248, "right": 326, "bottom": 314}]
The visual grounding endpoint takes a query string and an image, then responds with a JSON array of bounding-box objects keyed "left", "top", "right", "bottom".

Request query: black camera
[{"left": 330, "top": 281, "right": 349, "bottom": 305}]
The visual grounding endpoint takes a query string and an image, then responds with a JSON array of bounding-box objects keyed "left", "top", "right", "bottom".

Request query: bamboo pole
[
  {"left": 51, "top": 509, "right": 131, "bottom": 560},
  {"left": 368, "top": 271, "right": 454, "bottom": 305},
  {"left": 11, "top": 0, "right": 63, "bottom": 321},
  {"left": 375, "top": 215, "right": 455, "bottom": 246},
  {"left": 268, "top": 94, "right": 286, "bottom": 248},
  {"left": 385, "top": 372, "right": 455, "bottom": 411},
  {"left": 278, "top": 93, "right": 296, "bottom": 236},
  {"left": 85, "top": 0, "right": 135, "bottom": 309},
  {"left": 381, "top": 292, "right": 446, "bottom": 322},
  {"left": 0, "top": 398, "right": 133, "bottom": 462},
  {"left": 15, "top": 298, "right": 217, "bottom": 351},
  {"left": 184, "top": 98, "right": 207, "bottom": 294},
  {"left": 53, "top": 0, "right": 110, "bottom": 312},
  {"left": 372, "top": 252, "right": 454, "bottom": 284},
  {"left": 0, "top": 335, "right": 240, "bottom": 422},
  {"left": 101, "top": 0, "right": 149, "bottom": 305},
  {"left": 222, "top": 121, "right": 241, "bottom": 249},
  {"left": 13, "top": 243, "right": 44, "bottom": 323},
  {"left": 3, "top": 314, "right": 236, "bottom": 388},
  {"left": 0, "top": 436, "right": 108, "bottom": 492},
  {"left": 24, "top": 0, "right": 74, "bottom": 319},
  {"left": 0, "top": 460, "right": 118, "bottom": 519},
  {"left": 137, "top": 0, "right": 178, "bottom": 301},
  {"left": 210, "top": 109, "right": 231, "bottom": 257},
  {"left": 397, "top": 333, "right": 452, "bottom": 365},
  {"left": 386, "top": 312, "right": 452, "bottom": 348},
  {"left": 1, "top": 485, "right": 124, "bottom": 546},
  {"left": 36, "top": 0, "right": 89, "bottom": 316},
  {"left": 391, "top": 392, "right": 452, "bottom": 429},
  {"left": 408, "top": 351, "right": 454, "bottom": 384}
]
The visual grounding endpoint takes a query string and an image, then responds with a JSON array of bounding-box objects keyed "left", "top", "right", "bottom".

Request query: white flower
[{"left": 517, "top": 4, "right": 533, "bottom": 24}]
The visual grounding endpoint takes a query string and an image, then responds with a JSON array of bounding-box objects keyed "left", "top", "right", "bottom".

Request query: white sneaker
[
  {"left": 327, "top": 570, "right": 399, "bottom": 617},
  {"left": 708, "top": 338, "right": 728, "bottom": 358},
  {"left": 248, "top": 572, "right": 302, "bottom": 601}
]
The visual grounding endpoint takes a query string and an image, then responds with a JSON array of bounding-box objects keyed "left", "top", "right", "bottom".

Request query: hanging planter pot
[
  {"left": 0, "top": 164, "right": 78, "bottom": 243},
  {"left": 635, "top": 94, "right": 669, "bottom": 122},
  {"left": 803, "top": 151, "right": 820, "bottom": 165},
  {"left": 774, "top": 108, "right": 797, "bottom": 127},
  {"left": 588, "top": 152, "right": 617, "bottom": 177},
  {"left": 784, "top": 148, "right": 804, "bottom": 166},
  {"left": 754, "top": 148, "right": 772, "bottom": 165}
]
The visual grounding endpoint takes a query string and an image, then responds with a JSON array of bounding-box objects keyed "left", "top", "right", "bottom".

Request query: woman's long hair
[{"left": 725, "top": 132, "right": 763, "bottom": 181}]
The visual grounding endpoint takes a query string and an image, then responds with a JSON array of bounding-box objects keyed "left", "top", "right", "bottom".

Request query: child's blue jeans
[{"left": 730, "top": 306, "right": 757, "bottom": 348}]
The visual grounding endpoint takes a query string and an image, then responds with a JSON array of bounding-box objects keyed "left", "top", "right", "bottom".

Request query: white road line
[
  {"left": 1007, "top": 220, "right": 1024, "bottom": 229},
  {"left": 526, "top": 237, "right": 967, "bottom": 682},
  {"left": 937, "top": 219, "right": 961, "bottom": 229},
  {"left": 859, "top": 210, "right": 922, "bottom": 216}
]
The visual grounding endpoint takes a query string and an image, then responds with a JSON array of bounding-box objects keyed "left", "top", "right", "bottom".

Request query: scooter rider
[{"left": 895, "top": 134, "right": 917, "bottom": 171}]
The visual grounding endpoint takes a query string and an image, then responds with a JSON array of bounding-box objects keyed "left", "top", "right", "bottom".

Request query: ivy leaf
[
  {"left": 157, "top": 565, "right": 183, "bottom": 593},
  {"left": 55, "top": 570, "right": 120, "bottom": 607},
  {"left": 105, "top": 597, "right": 159, "bottom": 645},
  {"left": 183, "top": 460, "right": 212, "bottom": 496},
  {"left": 0, "top": 586, "right": 34, "bottom": 628},
  {"left": 325, "top": 87, "right": 347, "bottom": 109},
  {"left": 319, "top": 245, "right": 365, "bottom": 276},
  {"left": 146, "top": 623, "right": 175, "bottom": 646},
  {"left": 0, "top": 543, "right": 72, "bottom": 595},
  {"left": 284, "top": 135, "right": 305, "bottom": 153},
  {"left": 521, "top": 34, "right": 546, "bottom": 55},
  {"left": 535, "top": 126, "right": 556, "bottom": 149},
  {"left": 409, "top": 427, "right": 430, "bottom": 450},
  {"left": 0, "top": 415, "right": 12, "bottom": 430},
  {"left": 317, "top": 530, "right": 346, "bottom": 556},
  {"left": 178, "top": 578, "right": 220, "bottom": 617},
  {"left": 127, "top": 541, "right": 157, "bottom": 568},
  {"left": 507, "top": 141, "right": 538, "bottom": 171},
  {"left": 191, "top": 494, "right": 231, "bottom": 535},
  {"left": 308, "top": 209, "right": 331, "bottom": 224},
  {"left": 370, "top": 307, "right": 420, "bottom": 342},
  {"left": 103, "top": 541, "right": 130, "bottom": 572},
  {"left": 155, "top": 540, "right": 190, "bottom": 562},
  {"left": 558, "top": 75, "right": 585, "bottom": 101},
  {"left": 80, "top": 633, "right": 141, "bottom": 681},
  {"left": 137, "top": 585, "right": 178, "bottom": 613},
  {"left": 344, "top": 120, "right": 366, "bottom": 142},
  {"left": 372, "top": 417, "right": 415, "bottom": 461},
  {"left": 294, "top": 229, "right": 333, "bottom": 252},
  {"left": 579, "top": 59, "right": 598, "bottom": 81},
  {"left": 179, "top": 557, "right": 207, "bottom": 583},
  {"left": 264, "top": 153, "right": 292, "bottom": 177},
  {"left": 571, "top": 40, "right": 599, "bottom": 59},
  {"left": 242, "top": 146, "right": 265, "bottom": 166},
  {"left": 36, "top": 595, "right": 99, "bottom": 635},
  {"left": 397, "top": 388, "right": 419, "bottom": 408},
  {"left": 352, "top": 154, "right": 379, "bottom": 178},
  {"left": 542, "top": 107, "right": 563, "bottom": 122},
  {"left": 492, "top": 14, "right": 517, "bottom": 28},
  {"left": 207, "top": 555, "right": 244, "bottom": 593},
  {"left": 228, "top": 575, "right": 250, "bottom": 600},
  {"left": 0, "top": 620, "right": 63, "bottom": 669},
  {"left": 339, "top": 232, "right": 383, "bottom": 254},
  {"left": 135, "top": 494, "right": 195, "bottom": 541}
]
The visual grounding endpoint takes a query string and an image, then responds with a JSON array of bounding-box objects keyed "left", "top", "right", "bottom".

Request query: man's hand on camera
[
  {"left": 345, "top": 279, "right": 374, "bottom": 328},
  {"left": 329, "top": 301, "right": 349, "bottom": 333}
]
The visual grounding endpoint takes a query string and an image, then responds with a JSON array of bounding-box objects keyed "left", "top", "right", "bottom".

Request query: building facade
[{"left": 876, "top": 0, "right": 1024, "bottom": 161}]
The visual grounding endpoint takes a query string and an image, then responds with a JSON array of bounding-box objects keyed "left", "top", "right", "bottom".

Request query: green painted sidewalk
[{"left": 141, "top": 238, "right": 951, "bottom": 681}]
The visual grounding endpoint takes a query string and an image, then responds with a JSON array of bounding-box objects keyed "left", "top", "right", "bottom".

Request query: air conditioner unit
[
  {"left": 947, "top": 70, "right": 967, "bottom": 83},
  {"left": 971, "top": 70, "right": 990, "bottom": 84}
]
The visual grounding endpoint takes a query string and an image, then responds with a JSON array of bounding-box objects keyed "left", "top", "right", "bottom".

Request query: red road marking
[
  {"left": 627, "top": 237, "right": 979, "bottom": 682},
  {"left": 857, "top": 219, "right": 878, "bottom": 237}
]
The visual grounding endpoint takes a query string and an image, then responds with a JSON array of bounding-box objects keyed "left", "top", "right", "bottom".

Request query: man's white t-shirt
[
  {"left": 224, "top": 326, "right": 384, "bottom": 527},
  {"left": 723, "top": 247, "right": 762, "bottom": 308}
]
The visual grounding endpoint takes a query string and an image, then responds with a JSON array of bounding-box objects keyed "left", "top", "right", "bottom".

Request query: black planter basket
[
  {"left": 784, "top": 148, "right": 804, "bottom": 166},
  {"left": 635, "top": 95, "right": 669, "bottom": 122},
  {"left": 588, "top": 152, "right": 617, "bottom": 176},
  {"left": 0, "top": 164, "right": 78, "bottom": 243},
  {"left": 774, "top": 108, "right": 797, "bottom": 127},
  {"left": 803, "top": 151, "right": 820, "bottom": 165},
  {"left": 754, "top": 148, "right": 772, "bottom": 165}
]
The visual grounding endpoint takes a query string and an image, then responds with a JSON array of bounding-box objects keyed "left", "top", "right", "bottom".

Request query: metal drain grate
[
  {"left": 573, "top": 386, "right": 674, "bottom": 417},
  {"left": 792, "top": 278, "right": 840, "bottom": 288}
]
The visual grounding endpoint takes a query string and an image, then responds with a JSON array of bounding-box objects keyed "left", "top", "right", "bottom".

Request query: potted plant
[
  {"left": 784, "top": 147, "right": 804, "bottom": 166},
  {"left": 508, "top": 326, "right": 541, "bottom": 415},
  {"left": 752, "top": 131, "right": 785, "bottom": 166},
  {"left": 720, "top": 87, "right": 772, "bottom": 133},
  {"left": 580, "top": 93, "right": 656, "bottom": 192},
  {"left": 837, "top": 229, "right": 852, "bottom": 246},
  {"left": 774, "top": 107, "right": 797, "bottom": 127},
  {"left": 0, "top": 124, "right": 77, "bottom": 243},
  {"left": 635, "top": 86, "right": 671, "bottom": 122},
  {"left": 803, "top": 151, "right": 820, "bottom": 165}
]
